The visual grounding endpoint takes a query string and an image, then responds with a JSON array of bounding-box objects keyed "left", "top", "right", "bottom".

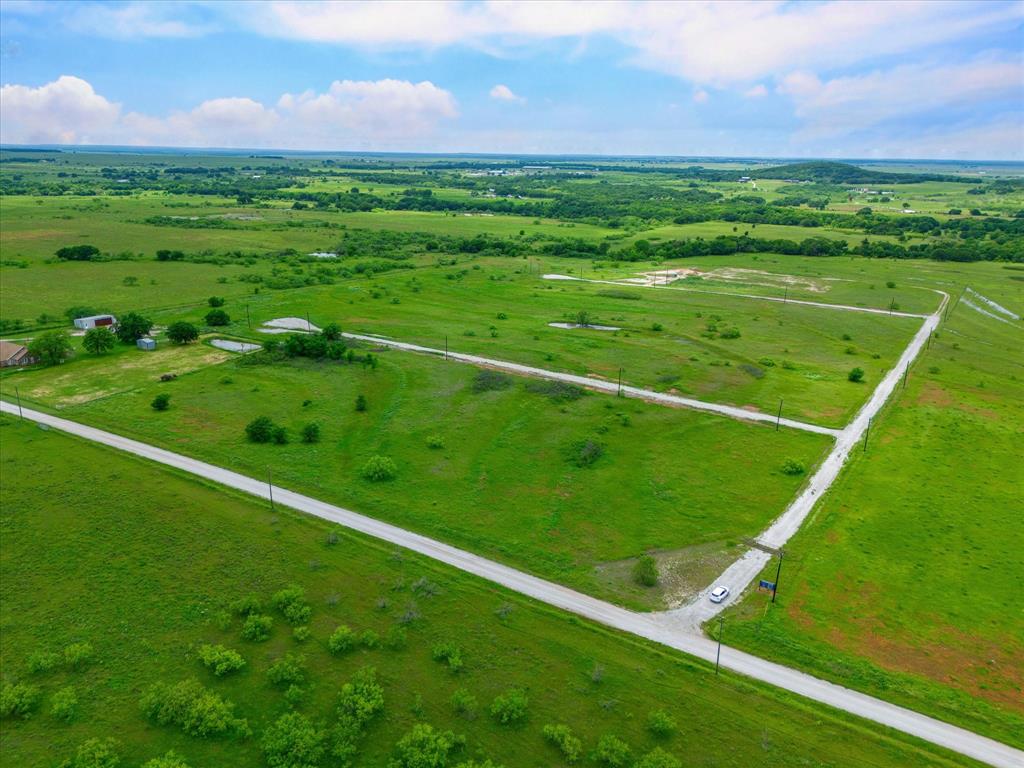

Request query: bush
[
  {"left": 245, "top": 416, "right": 277, "bottom": 443},
  {"left": 301, "top": 423, "right": 321, "bottom": 443},
  {"left": 361, "top": 455, "right": 397, "bottom": 482},
  {"left": 197, "top": 644, "right": 246, "bottom": 677},
  {"left": 848, "top": 367, "right": 865, "bottom": 383},
  {"left": 472, "top": 370, "right": 512, "bottom": 393},
  {"left": 384, "top": 625, "right": 408, "bottom": 650},
  {"left": 116, "top": 312, "right": 153, "bottom": 343},
  {"left": 56, "top": 244, "right": 100, "bottom": 261},
  {"left": 261, "top": 712, "right": 325, "bottom": 768},
  {"left": 389, "top": 723, "right": 463, "bottom": 768},
  {"left": 431, "top": 642, "right": 464, "bottom": 673},
  {"left": 140, "top": 679, "right": 250, "bottom": 737},
  {"left": 83, "top": 327, "right": 116, "bottom": 355},
  {"left": 231, "top": 595, "right": 262, "bottom": 616},
  {"left": 568, "top": 438, "right": 604, "bottom": 468},
  {"left": 719, "top": 327, "right": 741, "bottom": 339},
  {"left": 650, "top": 322, "right": 663, "bottom": 331},
  {"left": 208, "top": 296, "right": 225, "bottom": 307},
  {"left": 647, "top": 709, "right": 677, "bottom": 738},
  {"left": 449, "top": 688, "right": 477, "bottom": 719},
  {"left": 525, "top": 380, "right": 586, "bottom": 401},
  {"left": 293, "top": 626, "right": 312, "bottom": 643},
  {"left": 151, "top": 393, "right": 171, "bottom": 411},
  {"left": 592, "top": 734, "right": 631, "bottom": 766},
  {"left": 51, "top": 685, "right": 78, "bottom": 722},
  {"left": 27, "top": 650, "right": 62, "bottom": 674},
  {"left": 205, "top": 309, "right": 230, "bottom": 326},
  {"left": 67, "top": 737, "right": 121, "bottom": 768},
  {"left": 355, "top": 394, "right": 368, "bottom": 412},
  {"left": 634, "top": 748, "right": 681, "bottom": 768},
  {"left": 141, "top": 752, "right": 191, "bottom": 768},
  {"left": 321, "top": 322, "right": 342, "bottom": 340},
  {"left": 426, "top": 435, "right": 444, "bottom": 449},
  {"left": 64, "top": 642, "right": 94, "bottom": 669},
  {"left": 336, "top": 666, "right": 385, "bottom": 731},
  {"left": 327, "top": 625, "right": 357, "bottom": 655},
  {"left": 272, "top": 586, "right": 312, "bottom": 625},
  {"left": 241, "top": 614, "right": 273, "bottom": 642},
  {"left": 632, "top": 555, "right": 658, "bottom": 587},
  {"left": 1, "top": 681, "right": 41, "bottom": 719},
  {"left": 781, "top": 458, "right": 806, "bottom": 476},
  {"left": 166, "top": 321, "right": 199, "bottom": 344},
  {"left": 542, "top": 724, "right": 582, "bottom": 762},
  {"left": 267, "top": 653, "right": 307, "bottom": 687},
  {"left": 273, "top": 426, "right": 289, "bottom": 445},
  {"left": 489, "top": 688, "right": 528, "bottom": 726}
]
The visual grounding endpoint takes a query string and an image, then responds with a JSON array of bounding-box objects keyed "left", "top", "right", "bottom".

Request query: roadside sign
[{"left": 758, "top": 579, "right": 776, "bottom": 592}]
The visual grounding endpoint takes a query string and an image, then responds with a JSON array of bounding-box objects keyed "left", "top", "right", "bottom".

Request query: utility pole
[
  {"left": 771, "top": 550, "right": 784, "bottom": 604},
  {"left": 444, "top": 336, "right": 448, "bottom": 360},
  {"left": 617, "top": 368, "right": 623, "bottom": 396},
  {"left": 775, "top": 399, "right": 783, "bottom": 431},
  {"left": 268, "top": 467, "right": 275, "bottom": 512},
  {"left": 246, "top": 304, "right": 251, "bottom": 330},
  {"left": 863, "top": 417, "right": 872, "bottom": 453},
  {"left": 15, "top": 386, "right": 23, "bottom": 419},
  {"left": 783, "top": 287, "right": 788, "bottom": 304},
  {"left": 889, "top": 297, "right": 895, "bottom": 316},
  {"left": 306, "top": 311, "right": 311, "bottom": 333},
  {"left": 902, "top": 366, "right": 909, "bottom": 389},
  {"left": 715, "top": 616, "right": 724, "bottom": 675}
]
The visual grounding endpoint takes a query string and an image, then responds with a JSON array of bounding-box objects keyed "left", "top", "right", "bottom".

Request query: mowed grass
[
  {"left": 0, "top": 420, "right": 975, "bottom": 768},
  {"left": 239, "top": 261, "right": 921, "bottom": 427},
  {"left": 1, "top": 349, "right": 830, "bottom": 609},
  {"left": 719, "top": 296, "right": 1024, "bottom": 747}
]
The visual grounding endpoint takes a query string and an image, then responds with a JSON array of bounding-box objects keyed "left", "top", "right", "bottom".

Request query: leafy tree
[
  {"left": 82, "top": 327, "right": 116, "bottom": 355},
  {"left": 64, "top": 642, "right": 94, "bottom": 669},
  {"left": 197, "top": 644, "right": 246, "bottom": 677},
  {"left": 568, "top": 438, "right": 604, "bottom": 468},
  {"left": 489, "top": 688, "right": 528, "bottom": 726},
  {"left": 208, "top": 296, "right": 225, "bottom": 307},
  {"left": 67, "top": 737, "right": 121, "bottom": 768},
  {"left": 55, "top": 244, "right": 100, "bottom": 261},
  {"left": 245, "top": 416, "right": 277, "bottom": 443},
  {"left": 574, "top": 310, "right": 592, "bottom": 327},
  {"left": 646, "top": 709, "right": 677, "bottom": 738},
  {"left": 632, "top": 555, "right": 658, "bottom": 587},
  {"left": 28, "top": 330, "right": 74, "bottom": 365},
  {"left": 140, "top": 752, "right": 191, "bottom": 768},
  {"left": 848, "top": 367, "right": 865, "bottom": 383},
  {"left": 273, "top": 426, "right": 289, "bottom": 445},
  {"left": 431, "top": 642, "right": 464, "bottom": 673},
  {"left": 155, "top": 249, "right": 185, "bottom": 261},
  {"left": 633, "top": 747, "right": 681, "bottom": 768},
  {"left": 166, "top": 321, "right": 199, "bottom": 344},
  {"left": 301, "top": 423, "right": 321, "bottom": 443},
  {"left": 336, "top": 666, "right": 385, "bottom": 731},
  {"left": 361, "top": 456, "right": 397, "bottom": 482},
  {"left": 542, "top": 724, "right": 583, "bottom": 762},
  {"left": 242, "top": 614, "right": 273, "bottom": 642},
  {"left": 355, "top": 394, "right": 368, "bottom": 412},
  {"left": 205, "top": 309, "right": 230, "bottom": 326},
  {"left": 449, "top": 688, "right": 477, "bottom": 719},
  {"left": 272, "top": 585, "right": 312, "bottom": 625},
  {"left": 151, "top": 393, "right": 171, "bottom": 412},
  {"left": 592, "top": 734, "right": 631, "bottom": 767},
  {"left": 267, "top": 653, "right": 307, "bottom": 687},
  {"left": 327, "top": 625, "right": 356, "bottom": 655},
  {"left": 321, "top": 322, "right": 342, "bottom": 340},
  {"left": 781, "top": 459, "right": 806, "bottom": 476},
  {"left": 389, "top": 723, "right": 463, "bottom": 768},
  {"left": 0, "top": 681, "right": 41, "bottom": 719},
  {"left": 116, "top": 312, "right": 153, "bottom": 343},
  {"left": 261, "top": 712, "right": 325, "bottom": 768},
  {"left": 50, "top": 685, "right": 79, "bottom": 722},
  {"left": 140, "top": 679, "right": 250, "bottom": 737},
  {"left": 231, "top": 595, "right": 262, "bottom": 616}
]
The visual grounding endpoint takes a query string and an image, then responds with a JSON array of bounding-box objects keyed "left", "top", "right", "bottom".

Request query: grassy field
[
  {"left": 718, "top": 287, "right": 1024, "bottom": 747},
  {"left": 0, "top": 417, "right": 981, "bottom": 768},
  {"left": 0, "top": 342, "right": 830, "bottom": 610}
]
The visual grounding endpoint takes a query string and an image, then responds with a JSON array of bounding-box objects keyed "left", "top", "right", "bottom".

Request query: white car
[{"left": 709, "top": 585, "right": 730, "bottom": 603}]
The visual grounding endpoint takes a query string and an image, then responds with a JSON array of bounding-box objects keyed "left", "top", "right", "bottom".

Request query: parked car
[{"left": 709, "top": 585, "right": 730, "bottom": 603}]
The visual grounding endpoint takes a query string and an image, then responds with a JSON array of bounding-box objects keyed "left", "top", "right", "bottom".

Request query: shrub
[
  {"left": 632, "top": 555, "right": 658, "bottom": 587},
  {"left": 242, "top": 614, "right": 273, "bottom": 642},
  {"left": 336, "top": 666, "right": 385, "bottom": 731},
  {"left": 592, "top": 734, "right": 631, "bottom": 766},
  {"left": 321, "top": 322, "right": 342, "bottom": 340},
  {"left": 27, "top": 650, "right": 62, "bottom": 674},
  {"left": 141, "top": 752, "right": 191, "bottom": 768},
  {"left": 67, "top": 737, "right": 121, "bottom": 768},
  {"left": 56, "top": 244, "right": 100, "bottom": 261},
  {"left": 431, "top": 642, "right": 464, "bottom": 673},
  {"left": 151, "top": 393, "right": 171, "bottom": 411},
  {"left": 272, "top": 586, "right": 312, "bottom": 625},
  {"left": 848, "top": 367, "right": 865, "bottom": 383},
  {"left": 361, "top": 455, "right": 397, "bottom": 482},
  {"left": 51, "top": 685, "right": 78, "bottom": 722},
  {"left": 634, "top": 747, "right": 681, "bottom": 768},
  {"left": 208, "top": 296, "right": 225, "bottom": 307},
  {"left": 205, "top": 309, "right": 230, "bottom": 326},
  {"left": 245, "top": 416, "right": 277, "bottom": 443},
  {"left": 166, "top": 321, "right": 199, "bottom": 344},
  {"left": 355, "top": 394, "right": 368, "bottom": 412},
  {"left": 719, "top": 327, "right": 741, "bottom": 339},
  {"left": 781, "top": 458, "right": 806, "bottom": 476},
  {"left": 389, "top": 723, "right": 463, "bottom": 768},
  {"left": 292, "top": 626, "right": 312, "bottom": 643},
  {"left": 359, "top": 630, "right": 380, "bottom": 649},
  {"left": 272, "top": 426, "right": 289, "bottom": 445},
  {"left": 425, "top": 435, "right": 444, "bottom": 449},
  {"left": 384, "top": 625, "right": 408, "bottom": 650},
  {"left": 525, "top": 380, "right": 585, "bottom": 402},
  {"left": 568, "top": 438, "right": 604, "bottom": 468},
  {"left": 449, "top": 688, "right": 477, "bottom": 719},
  {"left": 542, "top": 724, "right": 582, "bottom": 762},
  {"left": 267, "top": 653, "right": 307, "bottom": 687},
  {"left": 301, "top": 423, "right": 321, "bottom": 443},
  {"left": 261, "top": 711, "right": 325, "bottom": 768},
  {"left": 64, "top": 642, "right": 94, "bottom": 669},
  {"left": 197, "top": 644, "right": 246, "bottom": 677},
  {"left": 116, "top": 312, "right": 153, "bottom": 343},
  {"left": 472, "top": 370, "right": 512, "bottom": 393},
  {"left": 489, "top": 688, "right": 528, "bottom": 726},
  {"left": 327, "top": 625, "right": 357, "bottom": 655},
  {"left": 83, "top": 327, "right": 116, "bottom": 355},
  {"left": 650, "top": 322, "right": 663, "bottom": 331},
  {"left": 231, "top": 595, "right": 262, "bottom": 616},
  {"left": 140, "top": 679, "right": 250, "bottom": 737},
  {"left": 1, "top": 681, "right": 41, "bottom": 719},
  {"left": 647, "top": 709, "right": 677, "bottom": 738}
]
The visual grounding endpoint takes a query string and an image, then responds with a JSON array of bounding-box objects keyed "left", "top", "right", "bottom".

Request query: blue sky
[{"left": 1, "top": 0, "right": 1022, "bottom": 159}]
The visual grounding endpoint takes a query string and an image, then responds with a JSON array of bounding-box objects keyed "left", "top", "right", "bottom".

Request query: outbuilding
[
  {"left": 0, "top": 340, "right": 37, "bottom": 367},
  {"left": 74, "top": 314, "right": 117, "bottom": 331},
  {"left": 137, "top": 337, "right": 157, "bottom": 351}
]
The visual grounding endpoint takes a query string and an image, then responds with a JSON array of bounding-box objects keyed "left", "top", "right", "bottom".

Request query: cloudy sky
[{"left": 1, "top": 0, "right": 1022, "bottom": 159}]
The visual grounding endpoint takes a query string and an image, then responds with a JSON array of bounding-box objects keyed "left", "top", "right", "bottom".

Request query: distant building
[
  {"left": 137, "top": 337, "right": 157, "bottom": 351},
  {"left": 74, "top": 314, "right": 117, "bottom": 331},
  {"left": 0, "top": 340, "right": 37, "bottom": 367},
  {"left": 738, "top": 176, "right": 752, "bottom": 182}
]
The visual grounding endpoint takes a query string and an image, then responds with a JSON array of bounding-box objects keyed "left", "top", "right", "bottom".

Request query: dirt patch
[{"left": 916, "top": 381, "right": 1000, "bottom": 420}]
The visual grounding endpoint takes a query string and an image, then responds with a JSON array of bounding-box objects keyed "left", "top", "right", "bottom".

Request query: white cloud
[
  {"left": 692, "top": 88, "right": 709, "bottom": 103},
  {"left": 489, "top": 84, "right": 525, "bottom": 103},
  {"left": 744, "top": 84, "right": 768, "bottom": 98},
  {"left": 63, "top": 2, "right": 212, "bottom": 38},
  {"left": 0, "top": 75, "right": 458, "bottom": 150}
]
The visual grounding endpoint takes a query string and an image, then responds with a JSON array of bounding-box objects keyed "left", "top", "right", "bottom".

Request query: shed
[
  {"left": 137, "top": 337, "right": 157, "bottom": 351},
  {"left": 0, "top": 340, "right": 37, "bottom": 367},
  {"left": 74, "top": 314, "right": 117, "bottom": 331}
]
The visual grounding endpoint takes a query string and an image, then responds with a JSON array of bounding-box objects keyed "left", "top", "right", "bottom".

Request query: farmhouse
[
  {"left": 0, "top": 340, "right": 37, "bottom": 367},
  {"left": 74, "top": 314, "right": 117, "bottom": 331}
]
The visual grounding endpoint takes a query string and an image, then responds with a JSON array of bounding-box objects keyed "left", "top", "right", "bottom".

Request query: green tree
[
  {"left": 848, "top": 367, "right": 865, "bottom": 383},
  {"left": 151, "top": 393, "right": 171, "bottom": 412},
  {"left": 321, "top": 322, "right": 342, "bottom": 340},
  {"left": 28, "top": 330, "right": 74, "bottom": 366},
  {"left": 116, "top": 312, "right": 153, "bottom": 343},
  {"left": 141, "top": 752, "right": 191, "bottom": 768},
  {"left": 633, "top": 747, "right": 681, "bottom": 768},
  {"left": 205, "top": 309, "right": 230, "bottom": 326},
  {"left": 245, "top": 416, "right": 277, "bottom": 443},
  {"left": 67, "top": 737, "right": 121, "bottom": 768},
  {"left": 208, "top": 296, "right": 225, "bottom": 307},
  {"left": 592, "top": 734, "right": 631, "bottom": 766},
  {"left": 301, "top": 423, "right": 321, "bottom": 443},
  {"left": 55, "top": 244, "right": 100, "bottom": 261},
  {"left": 355, "top": 394, "right": 368, "bottom": 412},
  {"left": 389, "top": 723, "right": 463, "bottom": 768},
  {"left": 632, "top": 555, "right": 658, "bottom": 587},
  {"left": 361, "top": 456, "right": 397, "bottom": 482},
  {"left": 50, "top": 686, "right": 78, "bottom": 722},
  {"left": 489, "top": 688, "right": 528, "bottom": 726},
  {"left": 646, "top": 709, "right": 677, "bottom": 738},
  {"left": 261, "top": 712, "right": 325, "bottom": 768},
  {"left": 82, "top": 327, "right": 116, "bottom": 355},
  {"left": 542, "top": 724, "right": 583, "bottom": 762},
  {"left": 166, "top": 321, "right": 199, "bottom": 344}
]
